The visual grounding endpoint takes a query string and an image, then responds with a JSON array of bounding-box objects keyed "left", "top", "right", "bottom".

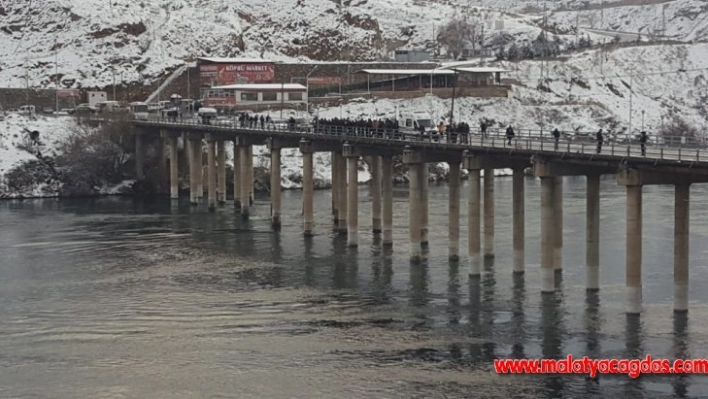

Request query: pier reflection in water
[{"left": 3, "top": 177, "right": 708, "bottom": 398}]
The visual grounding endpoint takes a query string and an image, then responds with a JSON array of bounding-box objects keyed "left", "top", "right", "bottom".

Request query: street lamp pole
[
  {"left": 306, "top": 65, "right": 319, "bottom": 116},
  {"left": 628, "top": 72, "right": 633, "bottom": 136},
  {"left": 450, "top": 69, "right": 458, "bottom": 125}
]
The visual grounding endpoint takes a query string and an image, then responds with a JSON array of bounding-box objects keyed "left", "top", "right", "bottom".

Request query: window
[
  {"left": 262, "top": 92, "right": 277, "bottom": 101},
  {"left": 288, "top": 92, "right": 303, "bottom": 101},
  {"left": 241, "top": 92, "right": 258, "bottom": 101}
]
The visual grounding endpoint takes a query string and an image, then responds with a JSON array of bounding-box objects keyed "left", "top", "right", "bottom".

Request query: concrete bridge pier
[
  {"left": 467, "top": 168, "right": 481, "bottom": 275},
  {"left": 270, "top": 146, "right": 282, "bottom": 230},
  {"left": 337, "top": 152, "right": 348, "bottom": 234},
  {"left": 186, "top": 134, "right": 203, "bottom": 206},
  {"left": 617, "top": 168, "right": 708, "bottom": 314},
  {"left": 448, "top": 161, "right": 461, "bottom": 261},
  {"left": 403, "top": 148, "right": 425, "bottom": 262},
  {"left": 553, "top": 178, "right": 564, "bottom": 271},
  {"left": 344, "top": 146, "right": 359, "bottom": 248},
  {"left": 135, "top": 133, "right": 145, "bottom": 180},
  {"left": 540, "top": 176, "right": 556, "bottom": 293},
  {"left": 217, "top": 140, "right": 226, "bottom": 205},
  {"left": 332, "top": 152, "right": 339, "bottom": 224},
  {"left": 267, "top": 138, "right": 300, "bottom": 229},
  {"left": 300, "top": 140, "right": 315, "bottom": 236},
  {"left": 533, "top": 158, "right": 617, "bottom": 292},
  {"left": 206, "top": 135, "right": 217, "bottom": 211},
  {"left": 247, "top": 146, "right": 254, "bottom": 206},
  {"left": 381, "top": 156, "right": 394, "bottom": 246},
  {"left": 674, "top": 183, "right": 690, "bottom": 313},
  {"left": 483, "top": 168, "right": 495, "bottom": 259},
  {"left": 370, "top": 156, "right": 382, "bottom": 234},
  {"left": 465, "top": 153, "right": 530, "bottom": 275},
  {"left": 512, "top": 168, "right": 525, "bottom": 273},
  {"left": 239, "top": 145, "right": 251, "bottom": 219},
  {"left": 586, "top": 175, "right": 601, "bottom": 291},
  {"left": 421, "top": 164, "right": 429, "bottom": 246},
  {"left": 194, "top": 140, "right": 203, "bottom": 201},
  {"left": 167, "top": 135, "right": 179, "bottom": 199},
  {"left": 233, "top": 140, "right": 241, "bottom": 209}
]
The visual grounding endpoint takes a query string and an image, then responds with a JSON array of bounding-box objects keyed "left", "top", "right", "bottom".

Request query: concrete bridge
[{"left": 127, "top": 118, "right": 708, "bottom": 316}]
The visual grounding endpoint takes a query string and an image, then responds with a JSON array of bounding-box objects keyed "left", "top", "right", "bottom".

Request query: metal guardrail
[{"left": 92, "top": 116, "right": 708, "bottom": 164}]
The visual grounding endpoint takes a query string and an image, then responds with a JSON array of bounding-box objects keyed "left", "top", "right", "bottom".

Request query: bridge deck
[{"left": 129, "top": 119, "right": 708, "bottom": 171}]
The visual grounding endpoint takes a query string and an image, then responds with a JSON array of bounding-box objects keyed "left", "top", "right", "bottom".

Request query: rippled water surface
[{"left": 3, "top": 177, "right": 708, "bottom": 398}]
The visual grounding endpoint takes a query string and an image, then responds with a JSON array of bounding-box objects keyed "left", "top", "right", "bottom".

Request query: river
[{"left": 2, "top": 176, "right": 708, "bottom": 398}]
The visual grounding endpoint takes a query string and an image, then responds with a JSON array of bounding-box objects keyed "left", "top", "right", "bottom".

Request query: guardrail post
[
  {"left": 627, "top": 145, "right": 630, "bottom": 157},
  {"left": 661, "top": 147, "right": 664, "bottom": 159},
  {"left": 697, "top": 149, "right": 700, "bottom": 162},
  {"left": 679, "top": 146, "right": 682, "bottom": 160}
]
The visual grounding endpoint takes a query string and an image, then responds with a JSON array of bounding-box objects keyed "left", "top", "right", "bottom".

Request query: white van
[
  {"left": 400, "top": 112, "right": 435, "bottom": 132},
  {"left": 197, "top": 107, "right": 218, "bottom": 125},
  {"left": 129, "top": 102, "right": 149, "bottom": 120},
  {"left": 18, "top": 105, "right": 36, "bottom": 115}
]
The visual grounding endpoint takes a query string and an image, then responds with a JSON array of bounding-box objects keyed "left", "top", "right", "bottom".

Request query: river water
[{"left": 2, "top": 176, "right": 708, "bottom": 398}]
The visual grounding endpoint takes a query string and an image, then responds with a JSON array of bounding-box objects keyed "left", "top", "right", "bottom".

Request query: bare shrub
[{"left": 661, "top": 116, "right": 702, "bottom": 146}]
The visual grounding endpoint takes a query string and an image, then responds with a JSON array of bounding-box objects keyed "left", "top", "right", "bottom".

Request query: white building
[{"left": 202, "top": 83, "right": 308, "bottom": 109}]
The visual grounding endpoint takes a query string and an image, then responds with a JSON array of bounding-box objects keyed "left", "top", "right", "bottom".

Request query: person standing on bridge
[
  {"left": 505, "top": 125, "right": 515, "bottom": 146},
  {"left": 480, "top": 121, "right": 487, "bottom": 139},
  {"left": 596, "top": 129, "right": 604, "bottom": 154},
  {"left": 639, "top": 131, "right": 648, "bottom": 156},
  {"left": 552, "top": 128, "right": 561, "bottom": 150}
]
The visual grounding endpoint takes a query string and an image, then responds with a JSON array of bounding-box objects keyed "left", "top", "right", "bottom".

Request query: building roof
[
  {"left": 452, "top": 67, "right": 510, "bottom": 73},
  {"left": 355, "top": 69, "right": 455, "bottom": 75},
  {"left": 211, "top": 83, "right": 307, "bottom": 91},
  {"left": 197, "top": 57, "right": 274, "bottom": 64}
]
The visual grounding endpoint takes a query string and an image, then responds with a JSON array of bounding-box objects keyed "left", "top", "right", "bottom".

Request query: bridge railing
[{"left": 97, "top": 116, "right": 707, "bottom": 163}]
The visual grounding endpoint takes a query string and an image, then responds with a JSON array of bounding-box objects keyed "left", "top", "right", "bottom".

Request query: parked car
[{"left": 75, "top": 103, "right": 97, "bottom": 114}]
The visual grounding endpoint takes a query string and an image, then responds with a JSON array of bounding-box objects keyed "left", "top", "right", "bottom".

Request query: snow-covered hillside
[{"left": 0, "top": 0, "right": 616, "bottom": 90}]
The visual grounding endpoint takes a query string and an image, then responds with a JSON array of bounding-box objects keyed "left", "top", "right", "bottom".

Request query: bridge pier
[
  {"left": 135, "top": 133, "right": 145, "bottom": 180},
  {"left": 586, "top": 175, "right": 600, "bottom": 291},
  {"left": 206, "top": 136, "right": 217, "bottom": 211},
  {"left": 483, "top": 168, "right": 495, "bottom": 259},
  {"left": 448, "top": 161, "right": 461, "bottom": 261},
  {"left": 247, "top": 146, "right": 254, "bottom": 206},
  {"left": 512, "top": 168, "right": 525, "bottom": 273},
  {"left": 233, "top": 140, "right": 241, "bottom": 209},
  {"left": 421, "top": 164, "right": 429, "bottom": 246},
  {"left": 332, "top": 152, "right": 339, "bottom": 224},
  {"left": 381, "top": 156, "right": 394, "bottom": 246},
  {"left": 553, "top": 178, "right": 563, "bottom": 271},
  {"left": 617, "top": 168, "right": 708, "bottom": 314},
  {"left": 371, "top": 156, "right": 382, "bottom": 234},
  {"left": 345, "top": 149, "right": 359, "bottom": 248},
  {"left": 188, "top": 136, "right": 201, "bottom": 206},
  {"left": 239, "top": 145, "right": 250, "bottom": 219},
  {"left": 337, "top": 152, "right": 348, "bottom": 234},
  {"left": 533, "top": 158, "right": 618, "bottom": 292},
  {"left": 168, "top": 136, "right": 179, "bottom": 199},
  {"left": 270, "top": 146, "right": 282, "bottom": 230},
  {"left": 403, "top": 148, "right": 425, "bottom": 262},
  {"left": 467, "top": 169, "right": 481, "bottom": 275},
  {"left": 156, "top": 137, "right": 167, "bottom": 193},
  {"left": 540, "top": 176, "right": 556, "bottom": 293},
  {"left": 217, "top": 140, "right": 226, "bottom": 205},
  {"left": 301, "top": 140, "right": 315, "bottom": 236},
  {"left": 674, "top": 184, "right": 689, "bottom": 313},
  {"left": 195, "top": 140, "right": 203, "bottom": 201}
]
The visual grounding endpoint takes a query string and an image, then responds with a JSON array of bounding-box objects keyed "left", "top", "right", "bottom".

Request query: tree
[{"left": 437, "top": 17, "right": 479, "bottom": 59}]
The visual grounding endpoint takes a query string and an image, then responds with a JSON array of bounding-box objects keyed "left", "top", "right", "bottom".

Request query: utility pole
[
  {"left": 187, "top": 65, "right": 191, "bottom": 100},
  {"left": 55, "top": 34, "right": 59, "bottom": 113},
  {"left": 280, "top": 81, "right": 284, "bottom": 119},
  {"left": 628, "top": 72, "right": 633, "bottom": 135},
  {"left": 112, "top": 69, "right": 116, "bottom": 101}
]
